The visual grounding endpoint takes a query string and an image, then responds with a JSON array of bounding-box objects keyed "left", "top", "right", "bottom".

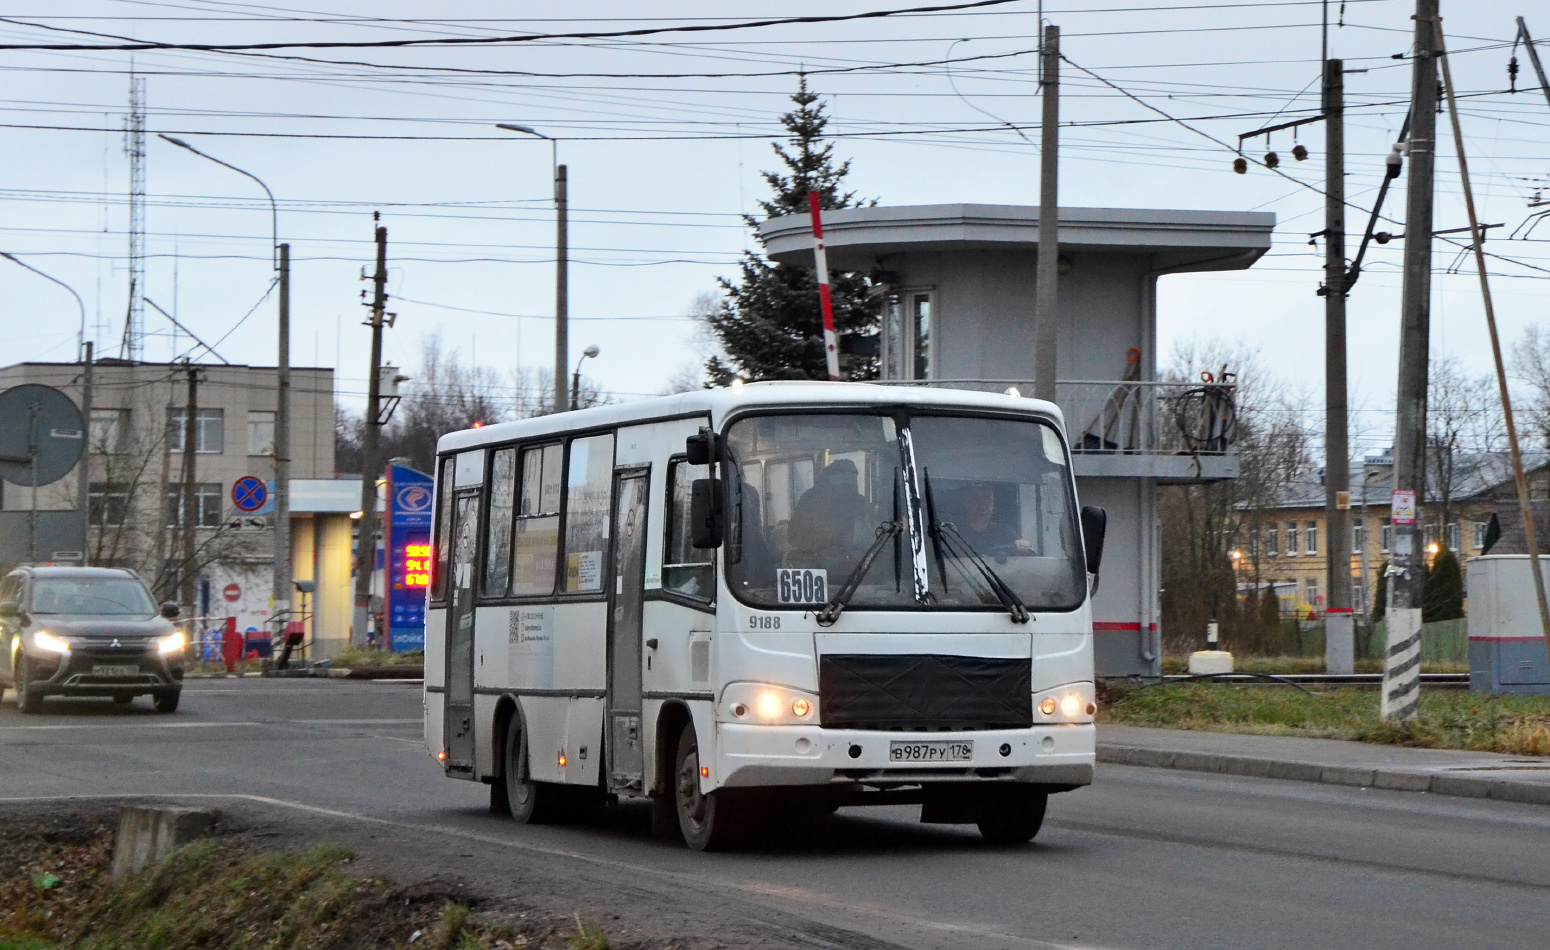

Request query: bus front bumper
[{"left": 712, "top": 722, "right": 1094, "bottom": 790}]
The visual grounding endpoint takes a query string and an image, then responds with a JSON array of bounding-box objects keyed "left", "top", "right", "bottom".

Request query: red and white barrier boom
[{"left": 807, "top": 190, "right": 842, "bottom": 382}]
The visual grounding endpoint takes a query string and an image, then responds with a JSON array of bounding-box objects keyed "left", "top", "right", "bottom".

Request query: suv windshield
[
  {"left": 30, "top": 577, "right": 158, "bottom": 617},
  {"left": 723, "top": 411, "right": 1086, "bottom": 613}
]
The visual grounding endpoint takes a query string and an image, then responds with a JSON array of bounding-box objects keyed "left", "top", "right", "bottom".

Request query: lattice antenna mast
[{"left": 121, "top": 72, "right": 146, "bottom": 362}]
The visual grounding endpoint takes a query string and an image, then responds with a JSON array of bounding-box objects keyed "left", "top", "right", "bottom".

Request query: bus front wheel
[
  {"left": 504, "top": 718, "right": 562, "bottom": 824},
  {"left": 975, "top": 787, "right": 1048, "bottom": 845},
  {"left": 674, "top": 723, "right": 748, "bottom": 851}
]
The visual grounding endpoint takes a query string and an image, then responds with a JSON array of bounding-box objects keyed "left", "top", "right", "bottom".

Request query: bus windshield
[{"left": 723, "top": 411, "right": 1086, "bottom": 613}]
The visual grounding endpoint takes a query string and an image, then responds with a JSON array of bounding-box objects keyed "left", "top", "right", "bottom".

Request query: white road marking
[{"left": 0, "top": 721, "right": 264, "bottom": 731}]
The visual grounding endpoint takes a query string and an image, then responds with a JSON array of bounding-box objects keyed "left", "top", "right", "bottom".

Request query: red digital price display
[{"left": 402, "top": 543, "right": 432, "bottom": 588}]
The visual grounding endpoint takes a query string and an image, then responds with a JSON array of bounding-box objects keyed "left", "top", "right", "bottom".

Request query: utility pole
[
  {"left": 1033, "top": 23, "right": 1060, "bottom": 403},
  {"left": 554, "top": 163, "right": 569, "bottom": 413},
  {"left": 1322, "top": 58, "right": 1354, "bottom": 675},
  {"left": 78, "top": 341, "right": 92, "bottom": 566},
  {"left": 1383, "top": 0, "right": 1439, "bottom": 722},
  {"left": 179, "top": 359, "right": 201, "bottom": 616},
  {"left": 273, "top": 242, "right": 292, "bottom": 634},
  {"left": 352, "top": 219, "right": 388, "bottom": 648}
]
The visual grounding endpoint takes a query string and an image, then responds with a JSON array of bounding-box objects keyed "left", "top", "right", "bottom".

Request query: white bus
[{"left": 424, "top": 382, "right": 1105, "bottom": 850}]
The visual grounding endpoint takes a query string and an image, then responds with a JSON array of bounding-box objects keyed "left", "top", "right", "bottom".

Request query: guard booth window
[
  {"left": 664, "top": 460, "right": 714, "bottom": 601},
  {"left": 881, "top": 291, "right": 934, "bottom": 381}
]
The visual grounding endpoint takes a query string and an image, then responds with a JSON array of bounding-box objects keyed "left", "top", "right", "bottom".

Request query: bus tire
[
  {"left": 504, "top": 717, "right": 562, "bottom": 824},
  {"left": 674, "top": 722, "right": 747, "bottom": 851},
  {"left": 975, "top": 787, "right": 1048, "bottom": 845}
]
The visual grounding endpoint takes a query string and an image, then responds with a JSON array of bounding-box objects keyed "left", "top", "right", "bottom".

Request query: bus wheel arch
[
  {"left": 489, "top": 695, "right": 520, "bottom": 815},
  {"left": 651, "top": 702, "right": 694, "bottom": 839}
]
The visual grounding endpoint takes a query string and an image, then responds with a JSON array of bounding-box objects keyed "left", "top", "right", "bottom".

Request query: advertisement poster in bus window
[{"left": 389, "top": 464, "right": 434, "bottom": 651}]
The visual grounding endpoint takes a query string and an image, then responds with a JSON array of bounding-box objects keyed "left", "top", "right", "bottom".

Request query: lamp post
[
  {"left": 158, "top": 135, "right": 293, "bottom": 633},
  {"left": 1, "top": 254, "right": 91, "bottom": 565},
  {"left": 571, "top": 344, "right": 600, "bottom": 411},
  {"left": 494, "top": 124, "right": 569, "bottom": 413}
]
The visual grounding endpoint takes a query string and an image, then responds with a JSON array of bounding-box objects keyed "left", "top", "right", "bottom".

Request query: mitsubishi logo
[{"left": 111, "top": 639, "right": 121, "bottom": 649}]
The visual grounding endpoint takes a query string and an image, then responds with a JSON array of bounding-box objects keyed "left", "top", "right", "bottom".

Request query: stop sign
[{"left": 223, "top": 583, "right": 241, "bottom": 603}]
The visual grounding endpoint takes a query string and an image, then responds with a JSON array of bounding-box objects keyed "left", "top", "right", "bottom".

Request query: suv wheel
[
  {"left": 152, "top": 689, "right": 180, "bottom": 713},
  {"left": 15, "top": 657, "right": 43, "bottom": 714}
]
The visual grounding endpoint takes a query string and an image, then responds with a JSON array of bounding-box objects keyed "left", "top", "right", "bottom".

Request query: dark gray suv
[{"left": 1, "top": 567, "right": 185, "bottom": 714}]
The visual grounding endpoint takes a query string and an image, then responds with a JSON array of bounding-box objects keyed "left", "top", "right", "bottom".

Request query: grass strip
[{"left": 1100, "top": 682, "right": 1550, "bottom": 756}]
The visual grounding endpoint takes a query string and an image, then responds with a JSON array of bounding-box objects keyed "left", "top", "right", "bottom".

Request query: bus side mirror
[
  {"left": 685, "top": 427, "right": 720, "bottom": 466},
  {"left": 1081, "top": 506, "right": 1107, "bottom": 575},
  {"left": 690, "top": 478, "right": 724, "bottom": 548}
]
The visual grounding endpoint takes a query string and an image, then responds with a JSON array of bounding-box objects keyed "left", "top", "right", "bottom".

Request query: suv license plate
[
  {"left": 93, "top": 664, "right": 140, "bottom": 678},
  {"left": 889, "top": 741, "right": 972, "bottom": 763}
]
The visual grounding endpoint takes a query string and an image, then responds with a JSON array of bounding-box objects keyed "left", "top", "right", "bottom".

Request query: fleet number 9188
[{"left": 749, "top": 615, "right": 781, "bottom": 629}]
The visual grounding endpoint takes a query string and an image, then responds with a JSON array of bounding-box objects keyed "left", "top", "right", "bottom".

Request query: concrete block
[
  {"left": 1488, "top": 781, "right": 1550, "bottom": 806},
  {"left": 1172, "top": 751, "right": 1227, "bottom": 774},
  {"left": 1428, "top": 774, "right": 1496, "bottom": 799},
  {"left": 1371, "top": 770, "right": 1433, "bottom": 792},
  {"left": 1187, "top": 651, "right": 1233, "bottom": 675},
  {"left": 110, "top": 806, "right": 218, "bottom": 885},
  {"left": 1097, "top": 745, "right": 1175, "bottom": 769},
  {"left": 1320, "top": 765, "right": 1376, "bottom": 787},
  {"left": 1219, "top": 756, "right": 1273, "bottom": 778},
  {"left": 1265, "top": 760, "right": 1324, "bottom": 783}
]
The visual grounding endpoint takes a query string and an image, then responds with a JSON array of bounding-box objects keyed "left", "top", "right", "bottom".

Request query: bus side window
[
  {"left": 482, "top": 447, "right": 517, "bottom": 596},
  {"left": 511, "top": 444, "right": 562, "bottom": 597},
  {"left": 562, "top": 433, "right": 615, "bottom": 593},
  {"left": 664, "top": 459, "right": 714, "bottom": 601},
  {"left": 431, "top": 456, "right": 455, "bottom": 602}
]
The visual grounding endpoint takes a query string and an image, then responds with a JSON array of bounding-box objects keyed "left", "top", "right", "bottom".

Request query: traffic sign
[
  {"left": 1391, "top": 489, "right": 1417, "bottom": 525},
  {"left": 232, "top": 475, "right": 267, "bottom": 513},
  {"left": 223, "top": 583, "right": 241, "bottom": 602}
]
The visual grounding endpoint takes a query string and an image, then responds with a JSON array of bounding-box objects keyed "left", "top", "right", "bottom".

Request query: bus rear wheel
[
  {"left": 504, "top": 718, "right": 563, "bottom": 824},
  {"left": 975, "top": 787, "right": 1048, "bottom": 845},
  {"left": 674, "top": 723, "right": 748, "bottom": 851}
]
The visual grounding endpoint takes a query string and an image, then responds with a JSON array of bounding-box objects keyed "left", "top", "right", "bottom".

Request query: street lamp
[
  {"left": 571, "top": 344, "right": 600, "bottom": 411},
  {"left": 158, "top": 134, "right": 294, "bottom": 633},
  {"left": 494, "top": 123, "right": 569, "bottom": 413}
]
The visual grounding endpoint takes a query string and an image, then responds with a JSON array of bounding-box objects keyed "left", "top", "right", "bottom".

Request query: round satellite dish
[{"left": 0, "top": 384, "right": 85, "bottom": 487}]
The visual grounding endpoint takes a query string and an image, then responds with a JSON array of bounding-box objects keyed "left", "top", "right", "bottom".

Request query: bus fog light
[
  {"left": 1039, "top": 697, "right": 1057, "bottom": 716},
  {"left": 791, "top": 698, "right": 811, "bottom": 717},
  {"left": 756, "top": 693, "right": 782, "bottom": 719},
  {"left": 1041, "top": 736, "right": 1055, "bottom": 751},
  {"left": 1060, "top": 694, "right": 1081, "bottom": 717},
  {"left": 732, "top": 703, "right": 747, "bottom": 718}
]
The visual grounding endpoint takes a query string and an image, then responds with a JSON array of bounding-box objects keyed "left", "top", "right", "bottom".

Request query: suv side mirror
[
  {"left": 1080, "top": 506, "right": 1107, "bottom": 576},
  {"left": 690, "top": 478, "right": 724, "bottom": 549},
  {"left": 161, "top": 602, "right": 180, "bottom": 619},
  {"left": 0, "top": 601, "right": 19, "bottom": 619}
]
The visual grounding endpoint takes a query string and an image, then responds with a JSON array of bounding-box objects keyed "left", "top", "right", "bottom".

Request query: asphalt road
[{"left": 3, "top": 679, "right": 1548, "bottom": 950}]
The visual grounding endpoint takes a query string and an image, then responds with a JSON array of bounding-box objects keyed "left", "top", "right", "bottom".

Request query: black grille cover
[{"left": 818, "top": 653, "right": 1032, "bottom": 731}]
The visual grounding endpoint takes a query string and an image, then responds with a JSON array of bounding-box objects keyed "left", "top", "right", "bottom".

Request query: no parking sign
[{"left": 232, "top": 475, "right": 267, "bottom": 513}]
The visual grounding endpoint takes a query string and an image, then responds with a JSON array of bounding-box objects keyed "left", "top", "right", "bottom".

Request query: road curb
[{"left": 1097, "top": 743, "right": 1550, "bottom": 806}]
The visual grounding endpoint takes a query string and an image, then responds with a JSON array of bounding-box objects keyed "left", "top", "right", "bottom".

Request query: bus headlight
[
  {"left": 1034, "top": 682, "right": 1096, "bottom": 724},
  {"left": 32, "top": 630, "right": 70, "bottom": 654},
  {"left": 721, "top": 682, "right": 820, "bottom": 725}
]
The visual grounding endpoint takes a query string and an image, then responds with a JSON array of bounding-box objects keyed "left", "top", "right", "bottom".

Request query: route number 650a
[{"left": 776, "top": 568, "right": 828, "bottom": 606}]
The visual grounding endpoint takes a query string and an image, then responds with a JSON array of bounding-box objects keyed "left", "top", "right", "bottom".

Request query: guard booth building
[{"left": 761, "top": 204, "right": 1275, "bottom": 677}]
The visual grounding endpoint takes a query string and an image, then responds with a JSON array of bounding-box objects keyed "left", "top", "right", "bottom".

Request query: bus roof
[{"left": 435, "top": 381, "right": 1064, "bottom": 455}]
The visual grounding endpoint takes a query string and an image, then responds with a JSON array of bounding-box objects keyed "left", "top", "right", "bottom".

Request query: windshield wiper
[
  {"left": 816, "top": 520, "right": 903, "bottom": 626},
  {"left": 921, "top": 471, "right": 1030, "bottom": 624}
]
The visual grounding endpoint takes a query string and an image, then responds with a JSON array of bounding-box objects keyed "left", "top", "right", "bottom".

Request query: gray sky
[{"left": 0, "top": 1, "right": 1546, "bottom": 459}]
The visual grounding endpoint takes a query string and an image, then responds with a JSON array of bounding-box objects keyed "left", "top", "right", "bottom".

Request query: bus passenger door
[
  {"left": 443, "top": 490, "right": 481, "bottom": 773},
  {"left": 606, "top": 471, "right": 649, "bottom": 793}
]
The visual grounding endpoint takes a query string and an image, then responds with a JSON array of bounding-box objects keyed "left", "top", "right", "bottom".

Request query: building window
[
  {"left": 1423, "top": 521, "right": 1437, "bottom": 547},
  {"left": 247, "top": 410, "right": 275, "bottom": 456},
  {"left": 169, "top": 408, "right": 224, "bottom": 454},
  {"left": 1472, "top": 520, "right": 1488, "bottom": 550},
  {"left": 88, "top": 482, "right": 130, "bottom": 527},
  {"left": 1353, "top": 519, "right": 1366, "bottom": 553},
  {"left": 1445, "top": 521, "right": 1460, "bottom": 552},
  {"left": 1380, "top": 518, "right": 1392, "bottom": 554},
  {"left": 1305, "top": 520, "right": 1317, "bottom": 555},
  {"left": 89, "top": 408, "right": 129, "bottom": 454},
  {"left": 881, "top": 291, "right": 934, "bottom": 381},
  {"left": 1285, "top": 521, "right": 1299, "bottom": 557},
  {"left": 1305, "top": 578, "right": 1320, "bottom": 610},
  {"left": 1353, "top": 575, "right": 1368, "bottom": 615},
  {"left": 1265, "top": 526, "right": 1277, "bottom": 557},
  {"left": 166, "top": 483, "right": 223, "bottom": 528},
  {"left": 1248, "top": 529, "right": 1258, "bottom": 557}
]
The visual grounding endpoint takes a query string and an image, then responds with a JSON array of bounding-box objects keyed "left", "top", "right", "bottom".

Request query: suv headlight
[
  {"left": 719, "top": 682, "right": 819, "bottom": 725},
  {"left": 157, "top": 631, "right": 186, "bottom": 655},
  {"left": 1034, "top": 682, "right": 1096, "bottom": 723},
  {"left": 32, "top": 630, "right": 70, "bottom": 654}
]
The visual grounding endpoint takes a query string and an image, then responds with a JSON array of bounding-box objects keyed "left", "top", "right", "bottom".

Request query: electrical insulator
[
  {"left": 1264, "top": 151, "right": 1280, "bottom": 169},
  {"left": 1509, "top": 56, "right": 1519, "bottom": 92},
  {"left": 1232, "top": 157, "right": 1248, "bottom": 174},
  {"left": 1291, "top": 144, "right": 1308, "bottom": 162}
]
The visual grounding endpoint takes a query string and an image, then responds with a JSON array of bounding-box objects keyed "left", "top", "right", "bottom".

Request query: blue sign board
[
  {"left": 231, "top": 475, "right": 267, "bottom": 513},
  {"left": 387, "top": 464, "right": 434, "bottom": 652}
]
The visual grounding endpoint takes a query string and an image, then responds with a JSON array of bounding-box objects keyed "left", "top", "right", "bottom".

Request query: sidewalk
[{"left": 1097, "top": 724, "right": 1550, "bottom": 805}]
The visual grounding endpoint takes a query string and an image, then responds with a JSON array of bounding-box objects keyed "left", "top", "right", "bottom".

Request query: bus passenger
[{"left": 786, "top": 459, "right": 868, "bottom": 577}]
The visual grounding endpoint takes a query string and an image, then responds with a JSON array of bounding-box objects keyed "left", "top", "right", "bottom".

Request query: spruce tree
[
  {"left": 705, "top": 78, "right": 879, "bottom": 384},
  {"left": 1423, "top": 546, "right": 1465, "bottom": 622}
]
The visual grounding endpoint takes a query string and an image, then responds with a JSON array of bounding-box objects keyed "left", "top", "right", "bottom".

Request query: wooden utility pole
[
  {"left": 77, "top": 341, "right": 92, "bottom": 566},
  {"left": 1033, "top": 23, "right": 1060, "bottom": 403},
  {"left": 1383, "top": 0, "right": 1439, "bottom": 722},
  {"left": 352, "top": 218, "right": 388, "bottom": 648},
  {"left": 178, "top": 358, "right": 201, "bottom": 616},
  {"left": 554, "top": 164, "right": 569, "bottom": 413},
  {"left": 1322, "top": 58, "right": 1354, "bottom": 674},
  {"left": 273, "top": 242, "right": 292, "bottom": 632}
]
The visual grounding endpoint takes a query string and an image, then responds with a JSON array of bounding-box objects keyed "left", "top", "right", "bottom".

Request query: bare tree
[
  {"left": 661, "top": 292, "right": 722, "bottom": 395},
  {"left": 1511, "top": 325, "right": 1550, "bottom": 452},
  {"left": 1427, "top": 355, "right": 1504, "bottom": 544}
]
